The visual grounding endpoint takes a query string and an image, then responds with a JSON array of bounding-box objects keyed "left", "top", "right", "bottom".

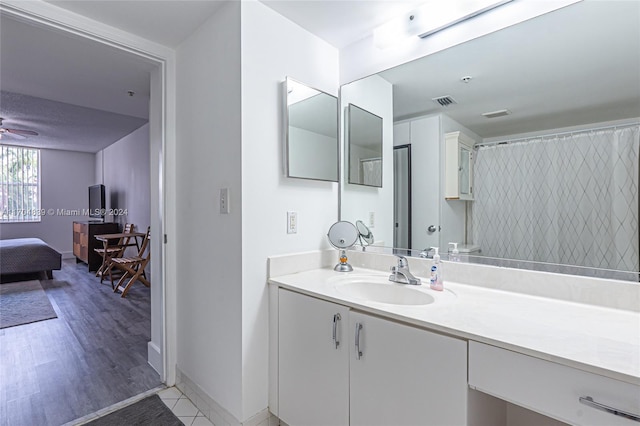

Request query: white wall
[
  {"left": 339, "top": 0, "right": 580, "bottom": 84},
  {"left": 175, "top": 1, "right": 243, "bottom": 420},
  {"left": 340, "top": 75, "right": 393, "bottom": 247},
  {"left": 240, "top": 0, "right": 339, "bottom": 421},
  {"left": 0, "top": 148, "right": 94, "bottom": 256},
  {"left": 96, "top": 123, "right": 150, "bottom": 241},
  {"left": 288, "top": 127, "right": 337, "bottom": 180}
]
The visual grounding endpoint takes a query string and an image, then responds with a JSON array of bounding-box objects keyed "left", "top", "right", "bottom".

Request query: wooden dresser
[{"left": 73, "top": 221, "right": 119, "bottom": 271}]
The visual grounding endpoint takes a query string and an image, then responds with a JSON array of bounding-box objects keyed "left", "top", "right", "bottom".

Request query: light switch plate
[
  {"left": 369, "top": 211, "right": 375, "bottom": 228},
  {"left": 287, "top": 211, "right": 297, "bottom": 234}
]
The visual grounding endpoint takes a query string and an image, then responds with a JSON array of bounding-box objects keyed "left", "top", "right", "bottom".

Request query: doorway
[
  {"left": 394, "top": 145, "right": 411, "bottom": 248},
  {"left": 0, "top": 4, "right": 169, "bottom": 424}
]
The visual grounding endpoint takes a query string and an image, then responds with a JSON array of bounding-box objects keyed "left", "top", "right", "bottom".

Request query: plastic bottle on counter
[
  {"left": 449, "top": 242, "right": 460, "bottom": 262},
  {"left": 429, "top": 247, "right": 444, "bottom": 291}
]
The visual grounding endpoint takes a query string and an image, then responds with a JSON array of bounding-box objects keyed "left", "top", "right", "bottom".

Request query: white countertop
[{"left": 269, "top": 267, "right": 640, "bottom": 386}]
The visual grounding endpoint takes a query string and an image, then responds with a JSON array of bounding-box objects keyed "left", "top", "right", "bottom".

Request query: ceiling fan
[{"left": 0, "top": 117, "right": 39, "bottom": 139}]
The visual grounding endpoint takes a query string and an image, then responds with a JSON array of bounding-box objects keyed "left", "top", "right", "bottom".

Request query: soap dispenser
[
  {"left": 448, "top": 242, "right": 460, "bottom": 262},
  {"left": 429, "top": 247, "right": 444, "bottom": 291}
]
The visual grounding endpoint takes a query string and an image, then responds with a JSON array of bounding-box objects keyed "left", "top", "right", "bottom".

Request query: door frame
[
  {"left": 0, "top": 1, "right": 177, "bottom": 384},
  {"left": 393, "top": 144, "right": 412, "bottom": 249}
]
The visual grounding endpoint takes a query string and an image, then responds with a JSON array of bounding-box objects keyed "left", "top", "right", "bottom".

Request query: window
[{"left": 0, "top": 145, "right": 41, "bottom": 222}]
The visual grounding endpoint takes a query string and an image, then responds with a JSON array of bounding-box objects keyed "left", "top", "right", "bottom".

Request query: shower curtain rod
[{"left": 476, "top": 121, "right": 640, "bottom": 148}]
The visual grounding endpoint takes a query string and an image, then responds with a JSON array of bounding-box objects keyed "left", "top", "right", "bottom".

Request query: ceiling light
[
  {"left": 482, "top": 109, "right": 511, "bottom": 118},
  {"left": 373, "top": 0, "right": 514, "bottom": 49}
]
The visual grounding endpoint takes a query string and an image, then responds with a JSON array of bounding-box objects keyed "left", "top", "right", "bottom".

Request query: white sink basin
[{"left": 334, "top": 280, "right": 435, "bottom": 306}]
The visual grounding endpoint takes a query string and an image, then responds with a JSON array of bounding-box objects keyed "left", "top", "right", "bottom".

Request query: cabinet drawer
[{"left": 469, "top": 341, "right": 640, "bottom": 425}]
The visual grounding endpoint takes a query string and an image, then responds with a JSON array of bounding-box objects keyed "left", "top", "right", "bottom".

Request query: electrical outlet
[
  {"left": 219, "top": 188, "right": 230, "bottom": 214},
  {"left": 369, "top": 211, "right": 375, "bottom": 228},
  {"left": 287, "top": 211, "right": 297, "bottom": 234}
]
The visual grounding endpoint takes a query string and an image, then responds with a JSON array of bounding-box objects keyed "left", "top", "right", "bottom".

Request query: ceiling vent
[
  {"left": 432, "top": 95, "right": 457, "bottom": 107},
  {"left": 482, "top": 109, "right": 511, "bottom": 118}
]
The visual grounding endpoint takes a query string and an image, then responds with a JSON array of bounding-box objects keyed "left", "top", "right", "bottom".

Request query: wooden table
[{"left": 94, "top": 232, "right": 146, "bottom": 283}]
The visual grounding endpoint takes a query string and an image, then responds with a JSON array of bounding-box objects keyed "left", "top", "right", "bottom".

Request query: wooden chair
[
  {"left": 110, "top": 227, "right": 151, "bottom": 298},
  {"left": 94, "top": 223, "right": 137, "bottom": 283}
]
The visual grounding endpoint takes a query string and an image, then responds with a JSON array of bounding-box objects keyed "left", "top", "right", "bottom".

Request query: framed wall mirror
[
  {"left": 339, "top": 1, "right": 640, "bottom": 280},
  {"left": 284, "top": 77, "right": 338, "bottom": 182},
  {"left": 347, "top": 104, "right": 383, "bottom": 187}
]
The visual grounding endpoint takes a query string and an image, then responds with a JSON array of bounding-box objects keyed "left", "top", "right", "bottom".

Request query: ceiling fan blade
[
  {"left": 6, "top": 128, "right": 38, "bottom": 136},
  {"left": 0, "top": 130, "right": 26, "bottom": 140}
]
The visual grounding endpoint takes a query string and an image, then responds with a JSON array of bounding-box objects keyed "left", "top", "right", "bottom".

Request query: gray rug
[
  {"left": 86, "top": 394, "right": 183, "bottom": 426},
  {"left": 0, "top": 280, "right": 57, "bottom": 329}
]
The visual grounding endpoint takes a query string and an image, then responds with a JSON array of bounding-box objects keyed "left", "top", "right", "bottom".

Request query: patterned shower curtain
[
  {"left": 472, "top": 125, "right": 639, "bottom": 272},
  {"left": 360, "top": 158, "right": 382, "bottom": 186}
]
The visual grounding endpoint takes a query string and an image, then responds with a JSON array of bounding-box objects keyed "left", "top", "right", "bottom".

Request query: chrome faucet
[
  {"left": 389, "top": 255, "right": 421, "bottom": 285},
  {"left": 419, "top": 248, "right": 434, "bottom": 259}
]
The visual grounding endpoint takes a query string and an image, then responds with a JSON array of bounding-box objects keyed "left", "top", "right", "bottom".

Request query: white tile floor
[{"left": 158, "top": 387, "right": 214, "bottom": 426}]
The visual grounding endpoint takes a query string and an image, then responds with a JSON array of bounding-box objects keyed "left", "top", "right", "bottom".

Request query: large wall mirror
[
  {"left": 348, "top": 104, "right": 383, "bottom": 187},
  {"left": 339, "top": 1, "right": 640, "bottom": 280},
  {"left": 285, "top": 77, "right": 338, "bottom": 182}
]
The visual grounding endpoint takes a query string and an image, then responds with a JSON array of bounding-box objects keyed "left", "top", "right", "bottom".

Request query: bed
[{"left": 0, "top": 238, "right": 62, "bottom": 278}]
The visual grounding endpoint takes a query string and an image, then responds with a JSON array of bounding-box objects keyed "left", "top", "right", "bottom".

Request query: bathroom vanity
[{"left": 268, "top": 251, "right": 640, "bottom": 426}]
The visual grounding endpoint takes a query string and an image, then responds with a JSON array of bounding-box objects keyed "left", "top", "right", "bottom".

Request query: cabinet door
[
  {"left": 349, "top": 311, "right": 468, "bottom": 426},
  {"left": 459, "top": 145, "right": 472, "bottom": 198},
  {"left": 279, "top": 289, "right": 350, "bottom": 426}
]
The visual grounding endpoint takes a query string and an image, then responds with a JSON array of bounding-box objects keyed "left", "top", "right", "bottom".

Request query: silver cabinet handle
[
  {"left": 355, "top": 323, "right": 363, "bottom": 360},
  {"left": 332, "top": 313, "right": 341, "bottom": 349},
  {"left": 579, "top": 396, "right": 640, "bottom": 422}
]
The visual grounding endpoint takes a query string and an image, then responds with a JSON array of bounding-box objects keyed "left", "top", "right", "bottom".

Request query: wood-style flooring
[{"left": 0, "top": 260, "right": 162, "bottom": 426}]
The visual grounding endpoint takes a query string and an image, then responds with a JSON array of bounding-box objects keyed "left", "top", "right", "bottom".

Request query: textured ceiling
[
  {"left": 0, "top": 92, "right": 147, "bottom": 153},
  {"left": 0, "top": 14, "right": 152, "bottom": 152},
  {"left": 378, "top": 1, "right": 640, "bottom": 138},
  {"left": 4, "top": 0, "right": 638, "bottom": 151},
  {"left": 0, "top": 15, "right": 152, "bottom": 119}
]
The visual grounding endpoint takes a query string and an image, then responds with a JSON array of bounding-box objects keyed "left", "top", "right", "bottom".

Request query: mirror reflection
[
  {"left": 355, "top": 219, "right": 375, "bottom": 247},
  {"left": 285, "top": 77, "right": 338, "bottom": 182},
  {"left": 339, "top": 1, "right": 640, "bottom": 278},
  {"left": 348, "top": 104, "right": 383, "bottom": 187}
]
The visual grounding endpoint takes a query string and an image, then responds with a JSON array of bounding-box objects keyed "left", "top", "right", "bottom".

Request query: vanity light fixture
[{"left": 373, "top": 0, "right": 514, "bottom": 49}]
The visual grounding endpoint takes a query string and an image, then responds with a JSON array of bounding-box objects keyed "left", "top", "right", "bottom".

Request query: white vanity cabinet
[
  {"left": 445, "top": 131, "right": 475, "bottom": 200},
  {"left": 349, "top": 311, "right": 468, "bottom": 426},
  {"left": 469, "top": 342, "right": 640, "bottom": 425},
  {"left": 277, "top": 288, "right": 468, "bottom": 426},
  {"left": 278, "top": 289, "right": 350, "bottom": 426}
]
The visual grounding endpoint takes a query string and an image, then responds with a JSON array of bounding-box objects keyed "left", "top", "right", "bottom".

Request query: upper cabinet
[
  {"left": 284, "top": 77, "right": 339, "bottom": 182},
  {"left": 445, "top": 131, "right": 475, "bottom": 201}
]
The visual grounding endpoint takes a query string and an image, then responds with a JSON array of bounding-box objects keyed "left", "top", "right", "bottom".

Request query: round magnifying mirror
[
  {"left": 355, "top": 220, "right": 374, "bottom": 246},
  {"left": 327, "top": 221, "right": 358, "bottom": 249}
]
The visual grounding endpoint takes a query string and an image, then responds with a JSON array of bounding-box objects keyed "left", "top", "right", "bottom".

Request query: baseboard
[
  {"left": 61, "top": 251, "right": 74, "bottom": 260},
  {"left": 175, "top": 367, "right": 279, "bottom": 426},
  {"left": 176, "top": 367, "right": 240, "bottom": 425},
  {"left": 243, "top": 408, "right": 277, "bottom": 426},
  {"left": 147, "top": 341, "right": 163, "bottom": 377}
]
